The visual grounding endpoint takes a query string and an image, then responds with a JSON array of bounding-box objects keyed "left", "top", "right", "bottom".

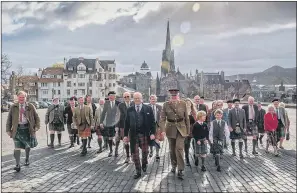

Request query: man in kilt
[
  {"left": 118, "top": 92, "right": 133, "bottom": 163},
  {"left": 73, "top": 96, "right": 93, "bottom": 156},
  {"left": 64, "top": 96, "right": 78, "bottom": 148},
  {"left": 228, "top": 99, "right": 246, "bottom": 158},
  {"left": 123, "top": 92, "right": 156, "bottom": 179},
  {"left": 100, "top": 91, "right": 120, "bottom": 157},
  {"left": 6, "top": 91, "right": 40, "bottom": 172},
  {"left": 45, "top": 97, "right": 66, "bottom": 148},
  {"left": 209, "top": 109, "right": 230, "bottom": 172},
  {"left": 242, "top": 96, "right": 259, "bottom": 155},
  {"left": 85, "top": 95, "right": 97, "bottom": 148},
  {"left": 256, "top": 102, "right": 266, "bottom": 146},
  {"left": 94, "top": 99, "right": 105, "bottom": 153}
]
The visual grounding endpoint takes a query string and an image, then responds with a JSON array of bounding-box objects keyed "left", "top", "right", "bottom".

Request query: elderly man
[
  {"left": 73, "top": 96, "right": 93, "bottom": 156},
  {"left": 6, "top": 91, "right": 40, "bottom": 172},
  {"left": 118, "top": 92, "right": 133, "bottom": 163},
  {"left": 272, "top": 98, "right": 288, "bottom": 149},
  {"left": 223, "top": 100, "right": 233, "bottom": 120},
  {"left": 148, "top": 94, "right": 163, "bottom": 161},
  {"left": 124, "top": 92, "right": 156, "bottom": 179},
  {"left": 228, "top": 99, "right": 246, "bottom": 158},
  {"left": 199, "top": 96, "right": 209, "bottom": 112},
  {"left": 85, "top": 95, "right": 97, "bottom": 148},
  {"left": 160, "top": 89, "right": 190, "bottom": 180},
  {"left": 194, "top": 95, "right": 207, "bottom": 113},
  {"left": 45, "top": 97, "right": 66, "bottom": 148},
  {"left": 242, "top": 96, "right": 259, "bottom": 155},
  {"left": 63, "top": 96, "right": 78, "bottom": 148},
  {"left": 94, "top": 99, "right": 105, "bottom": 153},
  {"left": 100, "top": 91, "right": 120, "bottom": 157}
]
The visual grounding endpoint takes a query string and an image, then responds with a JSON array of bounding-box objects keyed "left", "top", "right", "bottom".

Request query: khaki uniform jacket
[
  {"left": 159, "top": 100, "right": 190, "bottom": 138},
  {"left": 6, "top": 103, "right": 40, "bottom": 138},
  {"left": 73, "top": 105, "right": 93, "bottom": 130}
]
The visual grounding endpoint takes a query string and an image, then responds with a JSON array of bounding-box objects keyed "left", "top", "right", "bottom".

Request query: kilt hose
[
  {"left": 79, "top": 128, "right": 91, "bottom": 138},
  {"left": 132, "top": 133, "right": 149, "bottom": 172}
]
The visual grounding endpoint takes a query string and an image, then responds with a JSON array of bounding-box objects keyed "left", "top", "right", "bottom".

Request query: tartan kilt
[
  {"left": 194, "top": 138, "right": 207, "bottom": 155},
  {"left": 14, "top": 127, "right": 31, "bottom": 149},
  {"left": 212, "top": 140, "right": 223, "bottom": 155},
  {"left": 79, "top": 128, "right": 91, "bottom": 138},
  {"left": 244, "top": 122, "right": 258, "bottom": 137},
  {"left": 96, "top": 126, "right": 108, "bottom": 137},
  {"left": 276, "top": 122, "right": 285, "bottom": 142},
  {"left": 49, "top": 122, "right": 65, "bottom": 132},
  {"left": 106, "top": 126, "right": 116, "bottom": 137}
]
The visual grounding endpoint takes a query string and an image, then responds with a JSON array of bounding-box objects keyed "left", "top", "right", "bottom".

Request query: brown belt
[{"left": 167, "top": 118, "right": 184, "bottom": 123}]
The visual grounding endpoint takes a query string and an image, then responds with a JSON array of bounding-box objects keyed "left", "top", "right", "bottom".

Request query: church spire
[{"left": 165, "top": 19, "right": 171, "bottom": 52}]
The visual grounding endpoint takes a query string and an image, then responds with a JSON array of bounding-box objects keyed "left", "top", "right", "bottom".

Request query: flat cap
[
  {"left": 69, "top": 96, "right": 77, "bottom": 101},
  {"left": 108, "top": 91, "right": 116, "bottom": 95},
  {"left": 105, "top": 97, "right": 109, "bottom": 100},
  {"left": 233, "top": 99, "right": 240, "bottom": 103},
  {"left": 272, "top": 98, "right": 279, "bottom": 102},
  {"left": 226, "top": 100, "right": 233, "bottom": 103},
  {"left": 200, "top": 96, "right": 205, "bottom": 99}
]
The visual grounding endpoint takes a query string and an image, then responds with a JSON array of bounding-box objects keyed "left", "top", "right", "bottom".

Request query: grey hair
[
  {"left": 150, "top": 94, "right": 157, "bottom": 99},
  {"left": 267, "top": 104, "right": 275, "bottom": 111},
  {"left": 248, "top": 96, "right": 255, "bottom": 101}
]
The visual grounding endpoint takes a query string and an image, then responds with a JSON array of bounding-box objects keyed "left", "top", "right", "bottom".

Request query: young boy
[
  {"left": 192, "top": 111, "right": 209, "bottom": 172},
  {"left": 209, "top": 109, "right": 230, "bottom": 172}
]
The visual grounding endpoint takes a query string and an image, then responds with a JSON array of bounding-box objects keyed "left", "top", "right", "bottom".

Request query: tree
[{"left": 1, "top": 54, "right": 12, "bottom": 84}]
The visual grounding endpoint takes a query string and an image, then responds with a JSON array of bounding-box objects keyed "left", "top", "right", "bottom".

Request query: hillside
[{"left": 226, "top": 66, "right": 296, "bottom": 85}]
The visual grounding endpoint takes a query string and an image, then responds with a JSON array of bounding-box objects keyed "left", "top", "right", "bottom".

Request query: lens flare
[
  {"left": 172, "top": 35, "right": 184, "bottom": 47},
  {"left": 161, "top": 61, "right": 170, "bottom": 71},
  {"left": 180, "top": 21, "right": 191, "bottom": 34},
  {"left": 192, "top": 3, "right": 200, "bottom": 12}
]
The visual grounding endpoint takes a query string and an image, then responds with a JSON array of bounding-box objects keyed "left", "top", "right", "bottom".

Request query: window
[
  {"left": 68, "top": 74, "right": 72, "bottom": 78},
  {"left": 42, "top": 90, "right": 48, "bottom": 94},
  {"left": 113, "top": 83, "right": 115, "bottom": 87},
  {"left": 28, "top": 90, "right": 36, "bottom": 95},
  {"left": 67, "top": 89, "right": 70, "bottom": 96},
  {"left": 42, "top": 75, "right": 47, "bottom": 78},
  {"left": 102, "top": 92, "right": 104, "bottom": 97},
  {"left": 54, "top": 75, "right": 57, "bottom": 78},
  {"left": 100, "top": 83, "right": 103, "bottom": 87},
  {"left": 68, "top": 67, "right": 73, "bottom": 71},
  {"left": 74, "top": 90, "right": 77, "bottom": 95},
  {"left": 41, "top": 83, "right": 48, "bottom": 87},
  {"left": 109, "top": 74, "right": 112, "bottom": 79},
  {"left": 58, "top": 82, "right": 61, "bottom": 87},
  {"left": 51, "top": 75, "right": 54, "bottom": 78},
  {"left": 79, "top": 74, "right": 85, "bottom": 78},
  {"left": 108, "top": 68, "right": 111, "bottom": 72},
  {"left": 58, "top": 90, "right": 60, "bottom": 95},
  {"left": 98, "top": 74, "right": 102, "bottom": 80},
  {"left": 82, "top": 89, "right": 85, "bottom": 95},
  {"left": 89, "top": 82, "right": 92, "bottom": 87},
  {"left": 78, "top": 83, "right": 85, "bottom": 87},
  {"left": 74, "top": 83, "right": 76, "bottom": 86},
  {"left": 53, "top": 83, "right": 56, "bottom": 87},
  {"left": 67, "top": 81, "right": 71, "bottom": 87},
  {"left": 109, "top": 83, "right": 112, "bottom": 87},
  {"left": 53, "top": 90, "right": 56, "bottom": 95},
  {"left": 90, "top": 90, "right": 92, "bottom": 95},
  {"left": 113, "top": 68, "right": 115, "bottom": 72},
  {"left": 88, "top": 68, "right": 92, "bottom": 71},
  {"left": 73, "top": 74, "right": 76, "bottom": 78}
]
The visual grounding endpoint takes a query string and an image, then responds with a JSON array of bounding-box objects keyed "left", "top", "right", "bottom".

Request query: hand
[
  {"left": 100, "top": 124, "right": 103, "bottom": 128},
  {"left": 7, "top": 132, "right": 12, "bottom": 137},
  {"left": 115, "top": 127, "right": 119, "bottom": 132},
  {"left": 204, "top": 140, "right": 208, "bottom": 144},
  {"left": 197, "top": 140, "right": 201, "bottom": 145},
  {"left": 123, "top": 136, "right": 128, "bottom": 143},
  {"left": 229, "top": 127, "right": 233, "bottom": 132},
  {"left": 150, "top": 134, "right": 155, "bottom": 140},
  {"left": 161, "top": 132, "right": 166, "bottom": 137},
  {"left": 98, "top": 135, "right": 102, "bottom": 139}
]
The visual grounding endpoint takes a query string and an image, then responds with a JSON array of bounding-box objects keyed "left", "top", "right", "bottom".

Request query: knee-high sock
[
  {"left": 25, "top": 148, "right": 30, "bottom": 160},
  {"left": 50, "top": 134, "right": 55, "bottom": 145},
  {"left": 88, "top": 136, "right": 92, "bottom": 147},
  {"left": 149, "top": 146, "right": 153, "bottom": 154},
  {"left": 73, "top": 134, "right": 76, "bottom": 143},
  {"left": 201, "top": 157, "right": 205, "bottom": 166},
  {"left": 57, "top": 133, "right": 62, "bottom": 144},
  {"left": 108, "top": 140, "right": 113, "bottom": 152},
  {"left": 239, "top": 141, "right": 243, "bottom": 155},
  {"left": 115, "top": 140, "right": 120, "bottom": 153},
  {"left": 156, "top": 147, "right": 160, "bottom": 156},
  {"left": 14, "top": 150, "right": 21, "bottom": 166},
  {"left": 82, "top": 139, "right": 87, "bottom": 151},
  {"left": 244, "top": 139, "right": 248, "bottom": 150},
  {"left": 125, "top": 144, "right": 130, "bottom": 157},
  {"left": 97, "top": 138, "right": 102, "bottom": 149},
  {"left": 216, "top": 154, "right": 220, "bottom": 166},
  {"left": 231, "top": 141, "right": 236, "bottom": 154},
  {"left": 252, "top": 139, "right": 257, "bottom": 152},
  {"left": 184, "top": 142, "right": 190, "bottom": 160}
]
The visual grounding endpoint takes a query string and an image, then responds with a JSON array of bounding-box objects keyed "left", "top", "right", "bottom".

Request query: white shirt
[
  {"left": 110, "top": 101, "right": 115, "bottom": 108},
  {"left": 249, "top": 105, "right": 255, "bottom": 120},
  {"left": 135, "top": 103, "right": 143, "bottom": 112},
  {"left": 19, "top": 103, "right": 28, "bottom": 124},
  {"left": 151, "top": 104, "right": 157, "bottom": 121}
]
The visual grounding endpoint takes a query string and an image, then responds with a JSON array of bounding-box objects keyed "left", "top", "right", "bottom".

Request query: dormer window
[
  {"left": 68, "top": 67, "right": 73, "bottom": 71},
  {"left": 42, "top": 75, "right": 47, "bottom": 78},
  {"left": 77, "top": 63, "right": 86, "bottom": 71},
  {"left": 88, "top": 68, "right": 92, "bottom": 71}
]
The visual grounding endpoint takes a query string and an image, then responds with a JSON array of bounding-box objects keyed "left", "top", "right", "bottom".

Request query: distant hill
[{"left": 226, "top": 66, "right": 296, "bottom": 85}]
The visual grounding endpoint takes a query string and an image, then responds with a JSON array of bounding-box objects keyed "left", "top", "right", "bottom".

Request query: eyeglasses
[{"left": 124, "top": 96, "right": 130, "bottom": 98}]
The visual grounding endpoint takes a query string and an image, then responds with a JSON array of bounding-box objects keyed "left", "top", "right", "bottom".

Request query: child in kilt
[
  {"left": 192, "top": 111, "right": 209, "bottom": 172},
  {"left": 209, "top": 109, "right": 230, "bottom": 172}
]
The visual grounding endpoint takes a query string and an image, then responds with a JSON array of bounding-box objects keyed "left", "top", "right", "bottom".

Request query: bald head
[
  {"left": 99, "top": 99, "right": 105, "bottom": 105},
  {"left": 248, "top": 96, "right": 255, "bottom": 105},
  {"left": 123, "top": 92, "right": 131, "bottom": 102},
  {"left": 133, "top": 92, "right": 143, "bottom": 105}
]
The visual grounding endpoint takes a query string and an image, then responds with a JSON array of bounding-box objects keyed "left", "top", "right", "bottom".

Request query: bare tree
[
  {"left": 1, "top": 54, "right": 12, "bottom": 84},
  {"left": 17, "top": 65, "right": 24, "bottom": 76}
]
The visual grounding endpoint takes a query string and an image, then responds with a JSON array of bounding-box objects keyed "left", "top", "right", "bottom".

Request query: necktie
[
  {"left": 153, "top": 105, "right": 157, "bottom": 121},
  {"left": 197, "top": 104, "right": 200, "bottom": 110},
  {"left": 20, "top": 105, "right": 24, "bottom": 122},
  {"left": 137, "top": 105, "right": 140, "bottom": 113},
  {"left": 111, "top": 101, "right": 113, "bottom": 108}
]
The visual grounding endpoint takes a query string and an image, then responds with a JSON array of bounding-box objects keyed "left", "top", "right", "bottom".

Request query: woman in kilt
[
  {"left": 184, "top": 98, "right": 197, "bottom": 166},
  {"left": 264, "top": 105, "right": 279, "bottom": 156},
  {"left": 192, "top": 111, "right": 208, "bottom": 171},
  {"left": 6, "top": 91, "right": 40, "bottom": 172}
]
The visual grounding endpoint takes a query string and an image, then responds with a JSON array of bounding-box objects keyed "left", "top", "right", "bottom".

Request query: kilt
[
  {"left": 194, "top": 138, "right": 207, "bottom": 155},
  {"left": 276, "top": 121, "right": 285, "bottom": 142},
  {"left": 212, "top": 140, "right": 223, "bottom": 155},
  {"left": 14, "top": 126, "right": 31, "bottom": 149},
  {"left": 79, "top": 127, "right": 91, "bottom": 138},
  {"left": 230, "top": 127, "right": 244, "bottom": 140},
  {"left": 67, "top": 124, "right": 78, "bottom": 135},
  {"left": 49, "top": 122, "right": 65, "bottom": 132},
  {"left": 96, "top": 126, "right": 108, "bottom": 137},
  {"left": 132, "top": 134, "right": 149, "bottom": 171},
  {"left": 106, "top": 126, "right": 116, "bottom": 137},
  {"left": 257, "top": 124, "right": 265, "bottom": 134},
  {"left": 244, "top": 121, "right": 258, "bottom": 137}
]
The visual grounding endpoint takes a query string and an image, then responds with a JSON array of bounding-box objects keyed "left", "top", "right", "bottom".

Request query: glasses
[{"left": 124, "top": 96, "right": 130, "bottom": 98}]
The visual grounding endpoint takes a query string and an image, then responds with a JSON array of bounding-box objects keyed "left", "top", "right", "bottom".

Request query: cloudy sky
[{"left": 2, "top": 2, "right": 296, "bottom": 77}]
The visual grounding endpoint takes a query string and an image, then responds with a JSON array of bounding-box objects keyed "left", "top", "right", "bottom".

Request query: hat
[
  {"left": 168, "top": 88, "right": 179, "bottom": 96},
  {"left": 226, "top": 100, "right": 233, "bottom": 103},
  {"left": 272, "top": 98, "right": 279, "bottom": 102},
  {"left": 108, "top": 91, "right": 116, "bottom": 95},
  {"left": 257, "top": 101, "right": 262, "bottom": 105},
  {"left": 105, "top": 97, "right": 109, "bottom": 100},
  {"left": 233, "top": 99, "right": 240, "bottom": 103},
  {"left": 200, "top": 96, "right": 205, "bottom": 99},
  {"left": 69, "top": 96, "right": 77, "bottom": 101}
]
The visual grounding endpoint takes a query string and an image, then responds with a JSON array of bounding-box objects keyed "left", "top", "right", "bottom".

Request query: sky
[{"left": 2, "top": 2, "right": 296, "bottom": 78}]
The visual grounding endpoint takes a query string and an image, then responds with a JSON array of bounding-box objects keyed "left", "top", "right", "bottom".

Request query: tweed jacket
[
  {"left": 45, "top": 104, "right": 65, "bottom": 129},
  {"left": 6, "top": 102, "right": 40, "bottom": 138},
  {"left": 73, "top": 105, "right": 93, "bottom": 130}
]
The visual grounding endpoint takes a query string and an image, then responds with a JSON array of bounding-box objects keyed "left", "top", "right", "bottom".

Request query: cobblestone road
[{"left": 1, "top": 103, "right": 296, "bottom": 192}]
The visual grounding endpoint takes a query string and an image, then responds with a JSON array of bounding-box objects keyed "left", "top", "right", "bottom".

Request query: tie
[
  {"left": 20, "top": 105, "right": 24, "bottom": 122},
  {"left": 137, "top": 105, "right": 140, "bottom": 113},
  {"left": 153, "top": 105, "right": 157, "bottom": 121},
  {"left": 111, "top": 102, "right": 113, "bottom": 108},
  {"left": 277, "top": 108, "right": 279, "bottom": 119},
  {"left": 197, "top": 104, "right": 200, "bottom": 110},
  {"left": 217, "top": 120, "right": 220, "bottom": 126}
]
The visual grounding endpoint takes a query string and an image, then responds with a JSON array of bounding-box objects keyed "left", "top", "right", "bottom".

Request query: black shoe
[
  {"left": 194, "top": 157, "right": 198, "bottom": 166},
  {"left": 217, "top": 166, "right": 221, "bottom": 172},
  {"left": 245, "top": 148, "right": 248, "bottom": 153},
  {"left": 201, "top": 166, "right": 206, "bottom": 172},
  {"left": 108, "top": 151, "right": 112, "bottom": 157},
  {"left": 252, "top": 151, "right": 259, "bottom": 156},
  {"left": 97, "top": 148, "right": 102, "bottom": 154},
  {"left": 14, "top": 165, "right": 21, "bottom": 172},
  {"left": 69, "top": 144, "right": 74, "bottom": 148},
  {"left": 77, "top": 139, "right": 80, "bottom": 145},
  {"left": 177, "top": 170, "right": 184, "bottom": 180},
  {"left": 156, "top": 156, "right": 160, "bottom": 161},
  {"left": 186, "top": 160, "right": 190, "bottom": 166},
  {"left": 134, "top": 172, "right": 141, "bottom": 179},
  {"left": 88, "top": 146, "right": 91, "bottom": 148},
  {"left": 142, "top": 165, "right": 147, "bottom": 172},
  {"left": 239, "top": 154, "right": 244, "bottom": 159},
  {"left": 115, "top": 152, "right": 119, "bottom": 157},
  {"left": 48, "top": 144, "right": 54, "bottom": 149},
  {"left": 24, "top": 159, "right": 29, "bottom": 166},
  {"left": 149, "top": 152, "right": 153, "bottom": 158},
  {"left": 232, "top": 153, "right": 236, "bottom": 156},
  {"left": 171, "top": 167, "right": 176, "bottom": 173},
  {"left": 124, "top": 157, "right": 130, "bottom": 163}
]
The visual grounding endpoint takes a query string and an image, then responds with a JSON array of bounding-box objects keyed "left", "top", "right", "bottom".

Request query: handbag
[
  {"left": 286, "top": 131, "right": 290, "bottom": 141},
  {"left": 30, "top": 136, "right": 38, "bottom": 148}
]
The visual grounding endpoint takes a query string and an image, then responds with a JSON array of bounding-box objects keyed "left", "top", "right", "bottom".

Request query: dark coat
[
  {"left": 242, "top": 104, "right": 258, "bottom": 123},
  {"left": 100, "top": 100, "right": 120, "bottom": 127},
  {"left": 257, "top": 108, "right": 266, "bottom": 132},
  {"left": 196, "top": 103, "right": 207, "bottom": 113},
  {"left": 63, "top": 105, "right": 76, "bottom": 124},
  {"left": 124, "top": 104, "right": 156, "bottom": 154},
  {"left": 118, "top": 101, "right": 133, "bottom": 128}
]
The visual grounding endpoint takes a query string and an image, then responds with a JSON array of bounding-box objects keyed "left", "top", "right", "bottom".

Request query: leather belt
[
  {"left": 248, "top": 119, "right": 254, "bottom": 122},
  {"left": 18, "top": 123, "right": 29, "bottom": 127},
  {"left": 167, "top": 118, "right": 184, "bottom": 123}
]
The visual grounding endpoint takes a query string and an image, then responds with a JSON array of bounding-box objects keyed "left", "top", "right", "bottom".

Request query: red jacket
[{"left": 264, "top": 113, "right": 278, "bottom": 132}]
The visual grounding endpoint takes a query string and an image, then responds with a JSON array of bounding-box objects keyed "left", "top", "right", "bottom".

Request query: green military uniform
[{"left": 159, "top": 89, "right": 190, "bottom": 178}]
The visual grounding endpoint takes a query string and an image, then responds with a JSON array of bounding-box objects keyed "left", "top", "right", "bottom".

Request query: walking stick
[{"left": 46, "top": 124, "right": 49, "bottom": 146}]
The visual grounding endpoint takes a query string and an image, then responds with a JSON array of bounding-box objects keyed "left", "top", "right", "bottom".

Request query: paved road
[{"left": 1, "top": 102, "right": 296, "bottom": 192}]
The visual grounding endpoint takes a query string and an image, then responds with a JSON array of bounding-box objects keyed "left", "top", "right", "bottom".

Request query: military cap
[
  {"left": 200, "top": 96, "right": 205, "bottom": 99},
  {"left": 226, "top": 100, "right": 233, "bottom": 103},
  {"left": 69, "top": 96, "right": 77, "bottom": 101},
  {"left": 108, "top": 91, "right": 116, "bottom": 95},
  {"left": 233, "top": 99, "right": 240, "bottom": 103},
  {"left": 272, "top": 98, "right": 279, "bottom": 102},
  {"left": 168, "top": 88, "right": 179, "bottom": 95}
]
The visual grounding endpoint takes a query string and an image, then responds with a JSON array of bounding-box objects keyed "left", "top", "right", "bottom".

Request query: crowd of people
[{"left": 6, "top": 89, "right": 290, "bottom": 180}]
